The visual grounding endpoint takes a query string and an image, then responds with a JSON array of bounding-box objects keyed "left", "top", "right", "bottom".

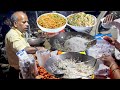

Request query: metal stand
[{"left": 90, "top": 11, "right": 108, "bottom": 36}]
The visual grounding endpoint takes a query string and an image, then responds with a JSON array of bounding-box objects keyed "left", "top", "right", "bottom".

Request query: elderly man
[{"left": 5, "top": 11, "right": 46, "bottom": 79}]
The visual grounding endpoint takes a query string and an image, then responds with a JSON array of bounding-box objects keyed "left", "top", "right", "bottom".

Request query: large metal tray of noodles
[
  {"left": 49, "top": 32, "right": 96, "bottom": 52},
  {"left": 44, "top": 52, "right": 99, "bottom": 79}
]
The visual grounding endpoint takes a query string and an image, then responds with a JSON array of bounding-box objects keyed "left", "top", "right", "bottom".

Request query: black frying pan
[
  {"left": 49, "top": 32, "right": 96, "bottom": 52},
  {"left": 44, "top": 52, "right": 99, "bottom": 79}
]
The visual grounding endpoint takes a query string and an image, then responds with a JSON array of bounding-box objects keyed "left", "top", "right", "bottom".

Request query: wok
[
  {"left": 49, "top": 32, "right": 96, "bottom": 52},
  {"left": 27, "top": 37, "right": 45, "bottom": 47},
  {"left": 44, "top": 52, "right": 99, "bottom": 79}
]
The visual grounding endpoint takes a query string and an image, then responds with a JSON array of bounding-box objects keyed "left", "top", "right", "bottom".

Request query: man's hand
[
  {"left": 103, "top": 36, "right": 120, "bottom": 51},
  {"left": 101, "top": 54, "right": 116, "bottom": 67},
  {"left": 103, "top": 14, "right": 114, "bottom": 24},
  {"left": 43, "top": 32, "right": 59, "bottom": 38},
  {"left": 103, "top": 14, "right": 120, "bottom": 28},
  {"left": 103, "top": 36, "right": 116, "bottom": 45},
  {"left": 36, "top": 47, "right": 48, "bottom": 51}
]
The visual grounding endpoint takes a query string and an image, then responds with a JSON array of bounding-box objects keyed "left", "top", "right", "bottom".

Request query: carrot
[{"left": 57, "top": 50, "right": 62, "bottom": 55}]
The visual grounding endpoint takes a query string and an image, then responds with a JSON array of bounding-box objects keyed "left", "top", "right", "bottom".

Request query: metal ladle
[
  {"left": 85, "top": 36, "right": 103, "bottom": 49},
  {"left": 51, "top": 65, "right": 64, "bottom": 78}
]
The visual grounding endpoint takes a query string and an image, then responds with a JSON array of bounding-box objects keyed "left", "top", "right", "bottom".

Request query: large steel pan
[
  {"left": 44, "top": 52, "right": 99, "bottom": 79},
  {"left": 49, "top": 32, "right": 96, "bottom": 52}
]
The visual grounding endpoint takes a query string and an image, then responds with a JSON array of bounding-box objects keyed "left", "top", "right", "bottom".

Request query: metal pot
[{"left": 27, "top": 37, "right": 45, "bottom": 47}]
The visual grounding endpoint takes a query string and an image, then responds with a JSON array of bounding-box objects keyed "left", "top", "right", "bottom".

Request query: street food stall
[
  {"left": 0, "top": 11, "right": 119, "bottom": 79},
  {"left": 17, "top": 11, "right": 112, "bottom": 79}
]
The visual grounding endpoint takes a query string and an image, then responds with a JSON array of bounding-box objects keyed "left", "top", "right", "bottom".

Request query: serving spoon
[{"left": 85, "top": 36, "right": 103, "bottom": 48}]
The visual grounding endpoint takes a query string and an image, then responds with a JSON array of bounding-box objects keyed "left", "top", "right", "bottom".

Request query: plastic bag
[
  {"left": 16, "top": 49, "right": 38, "bottom": 79},
  {"left": 36, "top": 50, "right": 51, "bottom": 66},
  {"left": 87, "top": 39, "right": 115, "bottom": 59}
]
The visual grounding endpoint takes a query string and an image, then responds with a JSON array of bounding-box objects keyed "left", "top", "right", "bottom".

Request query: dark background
[{"left": 0, "top": 11, "right": 101, "bottom": 31}]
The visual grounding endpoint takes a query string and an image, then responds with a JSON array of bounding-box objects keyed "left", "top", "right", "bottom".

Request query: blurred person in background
[
  {"left": 1, "top": 16, "right": 11, "bottom": 47},
  {"left": 102, "top": 11, "right": 120, "bottom": 26},
  {"left": 5, "top": 11, "right": 47, "bottom": 79},
  {"left": 100, "top": 11, "right": 120, "bottom": 30},
  {"left": 99, "top": 11, "right": 120, "bottom": 32}
]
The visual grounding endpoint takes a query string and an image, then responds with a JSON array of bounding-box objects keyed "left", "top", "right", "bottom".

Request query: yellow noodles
[{"left": 37, "top": 13, "right": 66, "bottom": 29}]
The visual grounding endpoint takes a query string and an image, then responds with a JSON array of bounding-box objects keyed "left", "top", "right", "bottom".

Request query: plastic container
[{"left": 36, "top": 50, "right": 51, "bottom": 66}]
